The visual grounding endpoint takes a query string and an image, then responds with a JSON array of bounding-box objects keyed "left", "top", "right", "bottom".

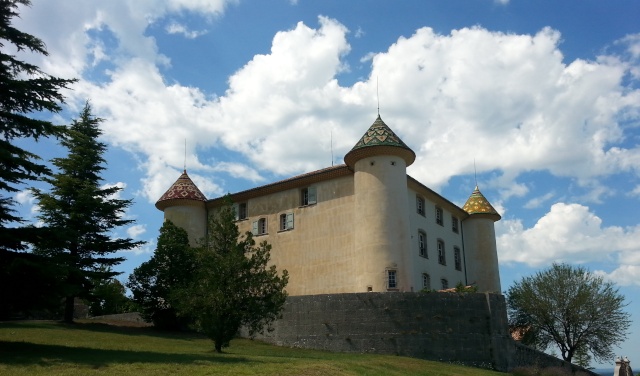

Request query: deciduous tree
[
  {"left": 127, "top": 220, "right": 197, "bottom": 329},
  {"left": 33, "top": 103, "right": 143, "bottom": 323},
  {"left": 506, "top": 263, "right": 630, "bottom": 364},
  {"left": 173, "top": 199, "right": 289, "bottom": 353}
]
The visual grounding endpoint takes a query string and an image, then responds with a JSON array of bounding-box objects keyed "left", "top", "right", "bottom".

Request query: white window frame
[
  {"left": 279, "top": 212, "right": 294, "bottom": 231},
  {"left": 437, "top": 239, "right": 446, "bottom": 265},
  {"left": 422, "top": 273, "right": 431, "bottom": 290},
  {"left": 252, "top": 217, "right": 267, "bottom": 235},
  {"left": 387, "top": 270, "right": 397, "bottom": 290},
  {"left": 301, "top": 186, "right": 317, "bottom": 206},
  {"left": 238, "top": 202, "right": 248, "bottom": 220},
  {"left": 418, "top": 231, "right": 427, "bottom": 258},
  {"left": 416, "top": 196, "right": 425, "bottom": 216},
  {"left": 436, "top": 207, "right": 443, "bottom": 226}
]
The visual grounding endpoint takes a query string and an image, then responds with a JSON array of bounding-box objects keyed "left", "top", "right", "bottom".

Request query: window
[
  {"left": 301, "top": 186, "right": 317, "bottom": 206},
  {"left": 418, "top": 231, "right": 427, "bottom": 258},
  {"left": 454, "top": 247, "right": 462, "bottom": 271},
  {"left": 387, "top": 270, "right": 397, "bottom": 289},
  {"left": 441, "top": 278, "right": 449, "bottom": 290},
  {"left": 422, "top": 273, "right": 431, "bottom": 290},
  {"left": 238, "top": 203, "right": 247, "bottom": 220},
  {"left": 252, "top": 218, "right": 267, "bottom": 235},
  {"left": 435, "top": 207, "right": 443, "bottom": 226},
  {"left": 279, "top": 213, "right": 294, "bottom": 231},
  {"left": 451, "top": 216, "right": 459, "bottom": 233},
  {"left": 416, "top": 196, "right": 425, "bottom": 216},
  {"left": 437, "top": 240, "right": 446, "bottom": 265}
]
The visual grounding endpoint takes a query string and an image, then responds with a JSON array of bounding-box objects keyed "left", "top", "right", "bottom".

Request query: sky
[{"left": 10, "top": 0, "right": 640, "bottom": 368}]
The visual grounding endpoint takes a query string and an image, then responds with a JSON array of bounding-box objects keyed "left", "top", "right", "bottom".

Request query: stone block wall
[{"left": 242, "top": 292, "right": 513, "bottom": 371}]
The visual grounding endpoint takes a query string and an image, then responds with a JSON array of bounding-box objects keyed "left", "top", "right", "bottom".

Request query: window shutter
[
  {"left": 308, "top": 186, "right": 317, "bottom": 204},
  {"left": 232, "top": 203, "right": 239, "bottom": 220},
  {"left": 252, "top": 220, "right": 258, "bottom": 235},
  {"left": 286, "top": 213, "right": 294, "bottom": 229}
]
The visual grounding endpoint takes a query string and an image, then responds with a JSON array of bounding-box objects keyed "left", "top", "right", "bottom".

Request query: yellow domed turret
[{"left": 462, "top": 185, "right": 501, "bottom": 293}]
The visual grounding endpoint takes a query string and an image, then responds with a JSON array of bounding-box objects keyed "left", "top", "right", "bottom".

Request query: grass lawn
[{"left": 0, "top": 320, "right": 507, "bottom": 375}]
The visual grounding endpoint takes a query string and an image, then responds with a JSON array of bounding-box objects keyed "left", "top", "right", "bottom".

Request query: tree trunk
[
  {"left": 215, "top": 342, "right": 222, "bottom": 353},
  {"left": 63, "top": 295, "right": 75, "bottom": 323}
]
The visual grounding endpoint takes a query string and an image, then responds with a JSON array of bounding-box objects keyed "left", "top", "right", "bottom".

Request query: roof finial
[
  {"left": 474, "top": 158, "right": 478, "bottom": 189},
  {"left": 376, "top": 76, "right": 380, "bottom": 116},
  {"left": 184, "top": 139, "right": 187, "bottom": 173},
  {"left": 330, "top": 128, "right": 334, "bottom": 167}
]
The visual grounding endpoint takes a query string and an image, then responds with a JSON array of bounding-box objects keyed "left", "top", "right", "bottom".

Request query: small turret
[
  {"left": 156, "top": 170, "right": 207, "bottom": 246},
  {"left": 462, "top": 186, "right": 501, "bottom": 292},
  {"left": 347, "top": 115, "right": 414, "bottom": 292}
]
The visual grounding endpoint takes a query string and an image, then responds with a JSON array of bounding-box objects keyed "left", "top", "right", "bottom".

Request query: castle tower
[
  {"left": 462, "top": 186, "right": 501, "bottom": 292},
  {"left": 155, "top": 170, "right": 207, "bottom": 246},
  {"left": 344, "top": 115, "right": 416, "bottom": 292}
]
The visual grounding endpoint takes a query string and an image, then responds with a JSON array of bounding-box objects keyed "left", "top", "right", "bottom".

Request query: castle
[{"left": 156, "top": 115, "right": 502, "bottom": 295}]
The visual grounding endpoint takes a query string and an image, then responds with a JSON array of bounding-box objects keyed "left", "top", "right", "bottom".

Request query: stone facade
[{"left": 156, "top": 115, "right": 502, "bottom": 295}]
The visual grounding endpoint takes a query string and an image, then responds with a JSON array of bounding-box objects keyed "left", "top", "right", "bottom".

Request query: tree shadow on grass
[
  {"left": 0, "top": 340, "right": 255, "bottom": 368},
  {"left": 1, "top": 320, "right": 205, "bottom": 341}
]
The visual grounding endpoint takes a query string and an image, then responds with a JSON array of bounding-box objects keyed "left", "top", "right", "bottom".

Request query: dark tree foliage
[
  {"left": 127, "top": 220, "right": 197, "bottom": 330},
  {"left": 0, "top": 0, "right": 75, "bottom": 252},
  {"left": 0, "top": 250, "right": 64, "bottom": 319},
  {"left": 32, "top": 103, "right": 143, "bottom": 323},
  {"left": 506, "top": 263, "right": 631, "bottom": 364},
  {"left": 173, "top": 199, "right": 289, "bottom": 353},
  {"left": 89, "top": 270, "right": 137, "bottom": 317}
]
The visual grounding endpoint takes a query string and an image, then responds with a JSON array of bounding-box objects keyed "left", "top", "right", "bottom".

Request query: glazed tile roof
[
  {"left": 462, "top": 186, "right": 501, "bottom": 220},
  {"left": 344, "top": 115, "right": 416, "bottom": 167},
  {"left": 155, "top": 170, "right": 207, "bottom": 210}
]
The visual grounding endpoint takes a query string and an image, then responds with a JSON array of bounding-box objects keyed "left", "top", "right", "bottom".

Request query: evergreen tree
[
  {"left": 33, "top": 103, "right": 143, "bottom": 323},
  {"left": 173, "top": 199, "right": 289, "bottom": 353},
  {"left": 127, "top": 220, "right": 197, "bottom": 329},
  {"left": 0, "top": 0, "right": 75, "bottom": 251}
]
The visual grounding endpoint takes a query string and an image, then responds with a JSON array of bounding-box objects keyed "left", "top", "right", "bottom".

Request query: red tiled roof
[{"left": 155, "top": 170, "right": 206, "bottom": 210}]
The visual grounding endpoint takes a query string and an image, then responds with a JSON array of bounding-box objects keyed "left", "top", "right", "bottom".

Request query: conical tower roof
[
  {"left": 155, "top": 170, "right": 207, "bottom": 211},
  {"left": 462, "top": 186, "right": 501, "bottom": 221},
  {"left": 344, "top": 115, "right": 416, "bottom": 168}
]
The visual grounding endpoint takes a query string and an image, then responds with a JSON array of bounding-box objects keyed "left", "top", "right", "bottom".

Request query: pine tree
[
  {"left": 173, "top": 199, "right": 289, "bottom": 352},
  {"left": 127, "top": 220, "right": 197, "bottom": 329},
  {"left": 33, "top": 103, "right": 144, "bottom": 323},
  {"left": 0, "top": 0, "right": 75, "bottom": 252}
]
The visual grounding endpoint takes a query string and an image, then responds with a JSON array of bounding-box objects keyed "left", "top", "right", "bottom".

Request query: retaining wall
[
  {"left": 242, "top": 292, "right": 512, "bottom": 371},
  {"left": 242, "top": 292, "right": 600, "bottom": 374}
]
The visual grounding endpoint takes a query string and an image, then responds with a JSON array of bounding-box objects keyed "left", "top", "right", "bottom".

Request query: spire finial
[
  {"left": 184, "top": 139, "right": 187, "bottom": 172},
  {"left": 376, "top": 76, "right": 380, "bottom": 115},
  {"left": 474, "top": 158, "right": 478, "bottom": 189}
]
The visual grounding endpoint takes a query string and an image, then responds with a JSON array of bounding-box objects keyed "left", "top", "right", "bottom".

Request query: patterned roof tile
[
  {"left": 155, "top": 170, "right": 206, "bottom": 209},
  {"left": 462, "top": 186, "right": 501, "bottom": 220},
  {"left": 344, "top": 115, "right": 415, "bottom": 167}
]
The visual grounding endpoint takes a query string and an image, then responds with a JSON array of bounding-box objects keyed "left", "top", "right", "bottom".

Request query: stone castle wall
[{"left": 242, "top": 292, "right": 599, "bottom": 374}]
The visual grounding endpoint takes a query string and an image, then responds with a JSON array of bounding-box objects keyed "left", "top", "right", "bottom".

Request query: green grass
[{"left": 0, "top": 321, "right": 507, "bottom": 375}]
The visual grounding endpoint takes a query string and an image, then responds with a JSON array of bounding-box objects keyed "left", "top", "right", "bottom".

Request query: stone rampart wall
[
  {"left": 512, "top": 342, "right": 599, "bottom": 375},
  {"left": 242, "top": 292, "right": 512, "bottom": 371}
]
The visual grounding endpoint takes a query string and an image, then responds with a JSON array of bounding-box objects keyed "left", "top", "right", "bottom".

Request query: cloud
[
  {"left": 127, "top": 224, "right": 146, "bottom": 238},
  {"left": 497, "top": 203, "right": 640, "bottom": 284},
  {"left": 523, "top": 191, "right": 555, "bottom": 209},
  {"left": 165, "top": 21, "right": 207, "bottom": 39}
]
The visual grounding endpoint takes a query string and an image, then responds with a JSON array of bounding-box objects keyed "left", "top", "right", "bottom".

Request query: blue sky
[{"left": 12, "top": 0, "right": 640, "bottom": 367}]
